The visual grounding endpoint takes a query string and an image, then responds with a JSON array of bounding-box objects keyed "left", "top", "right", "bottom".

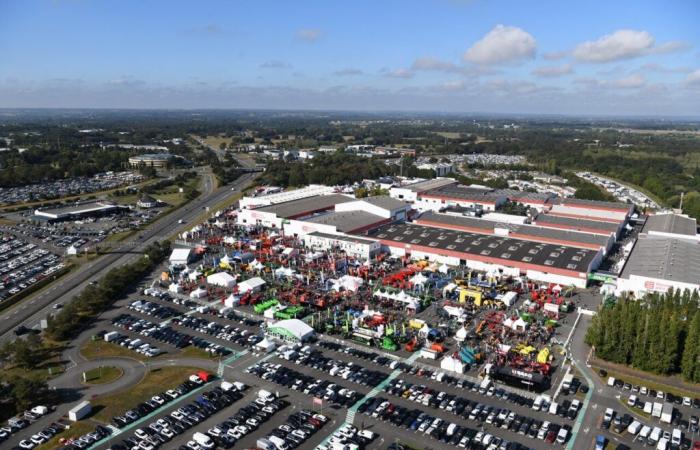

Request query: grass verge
[
  {"left": 92, "top": 365, "right": 204, "bottom": 422},
  {"left": 80, "top": 339, "right": 150, "bottom": 361},
  {"left": 83, "top": 366, "right": 124, "bottom": 385}
]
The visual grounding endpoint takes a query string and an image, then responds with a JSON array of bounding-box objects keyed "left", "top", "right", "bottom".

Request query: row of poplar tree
[{"left": 585, "top": 288, "right": 700, "bottom": 382}]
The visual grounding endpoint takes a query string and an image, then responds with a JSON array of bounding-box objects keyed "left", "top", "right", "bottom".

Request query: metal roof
[
  {"left": 305, "top": 211, "right": 386, "bottom": 233},
  {"left": 556, "top": 197, "right": 632, "bottom": 211},
  {"left": 359, "top": 195, "right": 410, "bottom": 211},
  {"left": 422, "top": 184, "right": 505, "bottom": 202},
  {"left": 418, "top": 212, "right": 611, "bottom": 249},
  {"left": 496, "top": 189, "right": 556, "bottom": 203},
  {"left": 533, "top": 213, "right": 621, "bottom": 233},
  {"left": 255, "top": 194, "right": 353, "bottom": 218},
  {"left": 402, "top": 178, "right": 457, "bottom": 192},
  {"left": 642, "top": 213, "right": 697, "bottom": 237},
  {"left": 367, "top": 222, "right": 598, "bottom": 273},
  {"left": 620, "top": 234, "right": 700, "bottom": 285},
  {"left": 308, "top": 231, "right": 378, "bottom": 246}
]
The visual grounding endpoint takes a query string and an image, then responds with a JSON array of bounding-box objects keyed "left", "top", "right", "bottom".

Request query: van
[
  {"left": 548, "top": 401, "right": 559, "bottom": 415},
  {"left": 268, "top": 435, "right": 290, "bottom": 450},
  {"left": 258, "top": 389, "right": 275, "bottom": 402},
  {"left": 607, "top": 376, "right": 616, "bottom": 387},
  {"left": 627, "top": 420, "right": 642, "bottom": 435},
  {"left": 671, "top": 429, "right": 682, "bottom": 446},
  {"left": 648, "top": 427, "right": 662, "bottom": 445},
  {"left": 533, "top": 396, "right": 544, "bottom": 411},
  {"left": 192, "top": 432, "right": 215, "bottom": 449},
  {"left": 556, "top": 427, "right": 569, "bottom": 444},
  {"left": 656, "top": 437, "right": 668, "bottom": 450},
  {"left": 256, "top": 438, "right": 276, "bottom": 450},
  {"left": 638, "top": 425, "right": 651, "bottom": 441}
]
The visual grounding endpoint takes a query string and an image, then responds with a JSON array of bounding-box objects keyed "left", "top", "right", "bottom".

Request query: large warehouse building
[
  {"left": 617, "top": 213, "right": 700, "bottom": 297},
  {"left": 365, "top": 222, "right": 602, "bottom": 288},
  {"left": 546, "top": 198, "right": 633, "bottom": 224},
  {"left": 34, "top": 201, "right": 128, "bottom": 222},
  {"left": 531, "top": 213, "right": 624, "bottom": 238},
  {"left": 415, "top": 211, "right": 615, "bottom": 253}
]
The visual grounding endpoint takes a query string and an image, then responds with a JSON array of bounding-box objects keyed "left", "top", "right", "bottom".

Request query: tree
[{"left": 682, "top": 312, "right": 700, "bottom": 381}]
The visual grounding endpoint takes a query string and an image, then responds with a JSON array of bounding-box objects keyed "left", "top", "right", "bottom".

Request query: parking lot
[{"left": 0, "top": 233, "right": 64, "bottom": 307}]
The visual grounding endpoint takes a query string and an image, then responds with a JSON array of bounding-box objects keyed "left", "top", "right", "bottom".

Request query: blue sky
[{"left": 1, "top": 0, "right": 699, "bottom": 115}]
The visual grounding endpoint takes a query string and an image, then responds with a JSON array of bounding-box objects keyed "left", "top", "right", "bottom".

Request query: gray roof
[
  {"left": 533, "top": 213, "right": 621, "bottom": 233},
  {"left": 422, "top": 184, "right": 506, "bottom": 203},
  {"left": 642, "top": 214, "right": 697, "bottom": 237},
  {"left": 255, "top": 194, "right": 353, "bottom": 219},
  {"left": 418, "top": 212, "right": 611, "bottom": 249},
  {"left": 403, "top": 178, "right": 457, "bottom": 192},
  {"left": 360, "top": 195, "right": 410, "bottom": 211},
  {"left": 621, "top": 234, "right": 700, "bottom": 285},
  {"left": 366, "top": 222, "right": 598, "bottom": 273},
  {"left": 308, "top": 231, "right": 378, "bottom": 246},
  {"left": 305, "top": 211, "right": 386, "bottom": 233},
  {"left": 38, "top": 201, "right": 122, "bottom": 216},
  {"left": 496, "top": 189, "right": 556, "bottom": 203},
  {"left": 556, "top": 197, "right": 632, "bottom": 211}
]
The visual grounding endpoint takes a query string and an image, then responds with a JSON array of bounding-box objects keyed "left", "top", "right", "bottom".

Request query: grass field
[
  {"left": 34, "top": 421, "right": 96, "bottom": 450},
  {"left": 92, "top": 365, "right": 205, "bottom": 422},
  {"left": 80, "top": 339, "right": 150, "bottom": 361},
  {"left": 83, "top": 366, "right": 123, "bottom": 385},
  {"left": 1, "top": 341, "right": 68, "bottom": 382},
  {"left": 201, "top": 135, "right": 233, "bottom": 149}
]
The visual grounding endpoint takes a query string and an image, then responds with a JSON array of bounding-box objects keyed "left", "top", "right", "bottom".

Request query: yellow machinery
[
  {"left": 537, "top": 348, "right": 551, "bottom": 364},
  {"left": 459, "top": 288, "right": 483, "bottom": 304}
]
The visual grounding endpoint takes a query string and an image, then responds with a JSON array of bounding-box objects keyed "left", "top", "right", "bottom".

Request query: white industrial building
[
  {"left": 206, "top": 272, "right": 237, "bottom": 289},
  {"left": 169, "top": 248, "right": 192, "bottom": 267},
  {"left": 415, "top": 185, "right": 507, "bottom": 212},
  {"left": 389, "top": 178, "right": 457, "bottom": 203},
  {"left": 239, "top": 184, "right": 336, "bottom": 210},
  {"left": 417, "top": 162, "right": 454, "bottom": 177},
  {"left": 305, "top": 232, "right": 380, "bottom": 259},
  {"left": 617, "top": 213, "right": 700, "bottom": 298}
]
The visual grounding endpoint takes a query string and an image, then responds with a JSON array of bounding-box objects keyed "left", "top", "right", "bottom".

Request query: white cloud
[
  {"left": 532, "top": 64, "right": 573, "bottom": 78},
  {"left": 687, "top": 69, "right": 700, "bottom": 85},
  {"left": 542, "top": 51, "right": 567, "bottom": 61},
  {"left": 296, "top": 28, "right": 321, "bottom": 42},
  {"left": 463, "top": 25, "right": 536, "bottom": 65},
  {"left": 438, "top": 80, "right": 467, "bottom": 92},
  {"left": 384, "top": 68, "right": 414, "bottom": 79},
  {"left": 612, "top": 74, "right": 646, "bottom": 89},
  {"left": 573, "top": 29, "right": 688, "bottom": 63},
  {"left": 412, "top": 56, "right": 459, "bottom": 71}
]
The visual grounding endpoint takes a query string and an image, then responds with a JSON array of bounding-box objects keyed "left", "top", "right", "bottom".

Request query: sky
[{"left": 1, "top": 0, "right": 700, "bottom": 116}]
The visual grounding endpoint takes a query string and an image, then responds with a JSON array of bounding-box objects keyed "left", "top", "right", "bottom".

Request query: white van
[
  {"left": 556, "top": 427, "right": 569, "bottom": 444},
  {"left": 638, "top": 425, "right": 651, "bottom": 441},
  {"left": 192, "top": 432, "right": 215, "bottom": 449},
  {"left": 533, "top": 396, "right": 544, "bottom": 411},
  {"left": 627, "top": 420, "right": 642, "bottom": 435},
  {"left": 607, "top": 376, "right": 616, "bottom": 387},
  {"left": 671, "top": 429, "right": 682, "bottom": 446},
  {"left": 258, "top": 389, "right": 275, "bottom": 402},
  {"left": 648, "top": 427, "right": 662, "bottom": 445},
  {"left": 549, "top": 401, "right": 559, "bottom": 415},
  {"left": 268, "top": 435, "right": 290, "bottom": 450},
  {"left": 656, "top": 437, "right": 669, "bottom": 450}
]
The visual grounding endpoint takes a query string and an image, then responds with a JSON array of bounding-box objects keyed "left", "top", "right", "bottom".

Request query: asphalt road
[{"left": 0, "top": 170, "right": 257, "bottom": 342}]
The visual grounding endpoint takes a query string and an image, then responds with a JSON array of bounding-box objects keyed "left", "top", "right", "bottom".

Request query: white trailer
[
  {"left": 660, "top": 402, "right": 673, "bottom": 424},
  {"left": 652, "top": 402, "right": 663, "bottom": 418},
  {"left": 68, "top": 401, "right": 91, "bottom": 421}
]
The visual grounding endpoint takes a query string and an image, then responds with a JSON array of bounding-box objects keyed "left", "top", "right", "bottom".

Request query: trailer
[
  {"left": 652, "top": 402, "right": 663, "bottom": 418},
  {"left": 104, "top": 331, "right": 120, "bottom": 342},
  {"left": 660, "top": 402, "right": 673, "bottom": 424},
  {"left": 68, "top": 401, "right": 91, "bottom": 421}
]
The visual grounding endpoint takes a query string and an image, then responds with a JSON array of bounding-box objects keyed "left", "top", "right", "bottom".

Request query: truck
[
  {"left": 561, "top": 373, "right": 574, "bottom": 392},
  {"left": 68, "top": 400, "right": 91, "bottom": 421},
  {"left": 104, "top": 331, "right": 120, "bottom": 342},
  {"left": 660, "top": 402, "right": 673, "bottom": 424}
]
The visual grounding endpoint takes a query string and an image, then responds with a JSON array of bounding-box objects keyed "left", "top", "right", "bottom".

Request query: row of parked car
[
  {"left": 381, "top": 377, "right": 574, "bottom": 445},
  {"left": 604, "top": 370, "right": 700, "bottom": 409},
  {"left": 359, "top": 394, "right": 543, "bottom": 450},
  {"left": 3, "top": 405, "right": 56, "bottom": 449},
  {"left": 315, "top": 423, "right": 376, "bottom": 450},
  {"left": 0, "top": 234, "right": 62, "bottom": 301},
  {"left": 256, "top": 409, "right": 330, "bottom": 450},
  {"left": 171, "top": 315, "right": 263, "bottom": 349},
  {"left": 603, "top": 408, "right": 688, "bottom": 450},
  {"left": 107, "top": 380, "right": 249, "bottom": 450},
  {"left": 279, "top": 344, "right": 389, "bottom": 387},
  {"left": 247, "top": 361, "right": 363, "bottom": 407},
  {"left": 128, "top": 299, "right": 181, "bottom": 320}
]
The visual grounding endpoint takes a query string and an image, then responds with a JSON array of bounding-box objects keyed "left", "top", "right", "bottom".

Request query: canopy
[
  {"left": 410, "top": 273, "right": 428, "bottom": 286},
  {"left": 190, "top": 287, "right": 208, "bottom": 299},
  {"left": 207, "top": 272, "right": 236, "bottom": 289}
]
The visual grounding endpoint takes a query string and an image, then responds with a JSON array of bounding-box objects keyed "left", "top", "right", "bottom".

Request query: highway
[{"left": 0, "top": 169, "right": 257, "bottom": 341}]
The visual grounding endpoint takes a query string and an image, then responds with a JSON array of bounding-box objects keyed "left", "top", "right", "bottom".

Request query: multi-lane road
[{"left": 0, "top": 169, "right": 257, "bottom": 342}]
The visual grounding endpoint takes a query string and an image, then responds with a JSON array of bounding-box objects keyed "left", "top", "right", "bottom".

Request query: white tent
[
  {"left": 168, "top": 283, "right": 182, "bottom": 294},
  {"left": 331, "top": 275, "right": 364, "bottom": 292},
  {"left": 238, "top": 277, "right": 266, "bottom": 294},
  {"left": 169, "top": 248, "right": 191, "bottom": 266},
  {"left": 224, "top": 294, "right": 240, "bottom": 307},
  {"left": 440, "top": 356, "right": 465, "bottom": 374},
  {"left": 190, "top": 287, "right": 208, "bottom": 299},
  {"left": 454, "top": 326, "right": 468, "bottom": 342},
  {"left": 207, "top": 272, "right": 236, "bottom": 289},
  {"left": 188, "top": 270, "right": 201, "bottom": 282},
  {"left": 410, "top": 273, "right": 428, "bottom": 286},
  {"left": 220, "top": 255, "right": 231, "bottom": 266},
  {"left": 275, "top": 267, "right": 295, "bottom": 279},
  {"left": 223, "top": 236, "right": 236, "bottom": 245},
  {"left": 438, "top": 264, "right": 449, "bottom": 274},
  {"left": 248, "top": 260, "right": 264, "bottom": 271}
]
